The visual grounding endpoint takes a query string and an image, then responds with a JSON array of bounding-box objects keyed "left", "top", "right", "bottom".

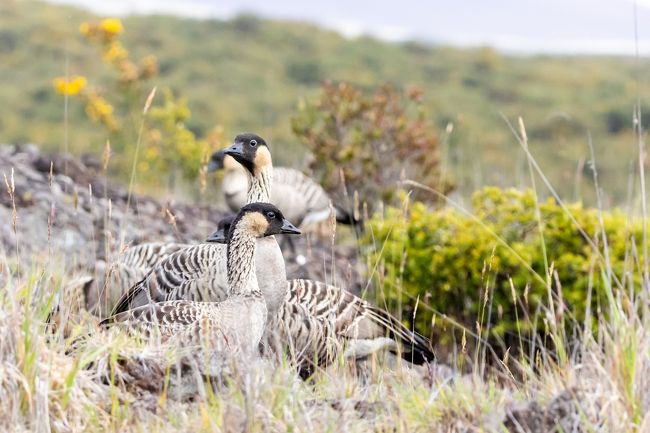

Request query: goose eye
[
  {"left": 250, "top": 139, "right": 257, "bottom": 147},
  {"left": 266, "top": 211, "right": 275, "bottom": 219}
]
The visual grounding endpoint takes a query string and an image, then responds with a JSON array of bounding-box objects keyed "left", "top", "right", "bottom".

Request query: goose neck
[
  {"left": 246, "top": 165, "right": 272, "bottom": 204},
  {"left": 226, "top": 229, "right": 260, "bottom": 296}
]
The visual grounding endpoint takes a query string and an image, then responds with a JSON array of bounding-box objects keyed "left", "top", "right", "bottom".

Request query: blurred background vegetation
[{"left": 2, "top": 0, "right": 649, "bottom": 205}]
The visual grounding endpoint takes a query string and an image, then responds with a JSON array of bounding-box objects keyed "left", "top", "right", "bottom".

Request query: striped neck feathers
[
  {"left": 246, "top": 164, "right": 272, "bottom": 204},
  {"left": 227, "top": 222, "right": 261, "bottom": 297}
]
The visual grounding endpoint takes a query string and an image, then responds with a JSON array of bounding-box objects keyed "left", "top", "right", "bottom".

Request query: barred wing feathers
[
  {"left": 101, "top": 298, "right": 267, "bottom": 356},
  {"left": 110, "top": 243, "right": 228, "bottom": 315},
  {"left": 287, "top": 279, "right": 435, "bottom": 365}
]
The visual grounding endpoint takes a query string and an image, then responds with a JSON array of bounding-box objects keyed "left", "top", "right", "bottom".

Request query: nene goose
[
  {"left": 207, "top": 217, "right": 435, "bottom": 377},
  {"left": 100, "top": 203, "right": 301, "bottom": 359},
  {"left": 110, "top": 133, "right": 290, "bottom": 317},
  {"left": 208, "top": 150, "right": 360, "bottom": 227},
  {"left": 88, "top": 242, "right": 189, "bottom": 317}
]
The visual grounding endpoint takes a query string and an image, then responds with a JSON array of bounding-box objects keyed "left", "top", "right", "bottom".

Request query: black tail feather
[
  {"left": 366, "top": 306, "right": 436, "bottom": 365},
  {"left": 109, "top": 274, "right": 150, "bottom": 317},
  {"left": 333, "top": 203, "right": 363, "bottom": 227}
]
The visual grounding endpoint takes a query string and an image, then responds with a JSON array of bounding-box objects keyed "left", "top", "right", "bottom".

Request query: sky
[{"left": 46, "top": 0, "right": 650, "bottom": 55}]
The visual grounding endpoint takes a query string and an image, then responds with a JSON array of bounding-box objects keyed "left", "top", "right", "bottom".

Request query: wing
[
  {"left": 87, "top": 261, "right": 151, "bottom": 317},
  {"left": 265, "top": 298, "right": 338, "bottom": 377},
  {"left": 110, "top": 244, "right": 228, "bottom": 316},
  {"left": 272, "top": 168, "right": 333, "bottom": 225},
  {"left": 89, "top": 242, "right": 190, "bottom": 316},
  {"left": 102, "top": 300, "right": 219, "bottom": 345},
  {"left": 102, "top": 300, "right": 198, "bottom": 327},
  {"left": 120, "top": 242, "right": 189, "bottom": 269},
  {"left": 288, "top": 279, "right": 435, "bottom": 365},
  {"left": 102, "top": 298, "right": 267, "bottom": 355}
]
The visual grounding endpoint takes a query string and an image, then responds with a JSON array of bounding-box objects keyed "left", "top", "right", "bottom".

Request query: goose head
[
  {"left": 229, "top": 202, "right": 300, "bottom": 241},
  {"left": 205, "top": 215, "right": 235, "bottom": 244},
  {"left": 207, "top": 150, "right": 225, "bottom": 172},
  {"left": 207, "top": 149, "right": 245, "bottom": 173},
  {"left": 222, "top": 133, "right": 272, "bottom": 176}
]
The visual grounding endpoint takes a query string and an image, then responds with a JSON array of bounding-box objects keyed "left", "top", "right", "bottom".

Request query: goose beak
[
  {"left": 223, "top": 142, "right": 244, "bottom": 159},
  {"left": 205, "top": 228, "right": 227, "bottom": 244},
  {"left": 280, "top": 219, "right": 301, "bottom": 235}
]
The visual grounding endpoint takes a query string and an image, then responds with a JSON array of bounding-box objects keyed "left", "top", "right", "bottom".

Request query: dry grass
[{"left": 2, "top": 214, "right": 650, "bottom": 433}]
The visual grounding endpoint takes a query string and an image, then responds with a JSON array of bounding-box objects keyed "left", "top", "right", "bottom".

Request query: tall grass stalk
[
  {"left": 633, "top": 0, "right": 649, "bottom": 292},
  {"left": 122, "top": 87, "right": 157, "bottom": 243},
  {"left": 517, "top": 117, "right": 550, "bottom": 285},
  {"left": 502, "top": 115, "right": 625, "bottom": 292}
]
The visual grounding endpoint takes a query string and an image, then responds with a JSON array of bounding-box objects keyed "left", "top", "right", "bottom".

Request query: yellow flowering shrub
[
  {"left": 78, "top": 18, "right": 152, "bottom": 85},
  {"left": 79, "top": 18, "right": 123, "bottom": 42},
  {"left": 362, "top": 187, "right": 644, "bottom": 351},
  {"left": 102, "top": 41, "right": 128, "bottom": 64},
  {"left": 84, "top": 91, "right": 117, "bottom": 131},
  {"left": 52, "top": 75, "right": 87, "bottom": 96},
  {"left": 145, "top": 89, "right": 218, "bottom": 181},
  {"left": 52, "top": 18, "right": 222, "bottom": 187}
]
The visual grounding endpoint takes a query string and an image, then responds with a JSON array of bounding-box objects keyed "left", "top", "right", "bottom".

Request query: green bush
[{"left": 362, "top": 187, "right": 643, "bottom": 349}]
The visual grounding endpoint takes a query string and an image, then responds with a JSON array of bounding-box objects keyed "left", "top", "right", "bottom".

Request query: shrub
[
  {"left": 52, "top": 18, "right": 220, "bottom": 188},
  {"left": 143, "top": 88, "right": 220, "bottom": 184},
  {"left": 362, "top": 187, "right": 643, "bottom": 351},
  {"left": 292, "top": 82, "right": 448, "bottom": 211}
]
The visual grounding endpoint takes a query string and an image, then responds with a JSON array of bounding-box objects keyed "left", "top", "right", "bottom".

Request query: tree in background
[{"left": 292, "top": 81, "right": 448, "bottom": 213}]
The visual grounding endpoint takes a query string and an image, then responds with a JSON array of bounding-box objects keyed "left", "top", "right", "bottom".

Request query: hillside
[{"left": 1, "top": 0, "right": 649, "bottom": 203}]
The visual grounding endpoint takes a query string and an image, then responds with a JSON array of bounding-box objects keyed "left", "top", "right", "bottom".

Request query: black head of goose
[
  {"left": 223, "top": 133, "right": 272, "bottom": 203},
  {"left": 206, "top": 214, "right": 235, "bottom": 244},
  {"left": 207, "top": 149, "right": 226, "bottom": 172}
]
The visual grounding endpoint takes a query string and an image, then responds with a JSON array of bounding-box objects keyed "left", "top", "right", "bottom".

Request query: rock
[{"left": 0, "top": 144, "right": 361, "bottom": 290}]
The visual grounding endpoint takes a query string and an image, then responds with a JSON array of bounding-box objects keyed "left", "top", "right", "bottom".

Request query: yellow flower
[
  {"left": 145, "top": 144, "right": 160, "bottom": 160},
  {"left": 102, "top": 41, "right": 128, "bottom": 63},
  {"left": 52, "top": 75, "right": 87, "bottom": 96},
  {"left": 100, "top": 18, "right": 123, "bottom": 36},
  {"left": 86, "top": 96, "right": 113, "bottom": 119},
  {"left": 79, "top": 22, "right": 91, "bottom": 37},
  {"left": 85, "top": 93, "right": 117, "bottom": 130}
]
